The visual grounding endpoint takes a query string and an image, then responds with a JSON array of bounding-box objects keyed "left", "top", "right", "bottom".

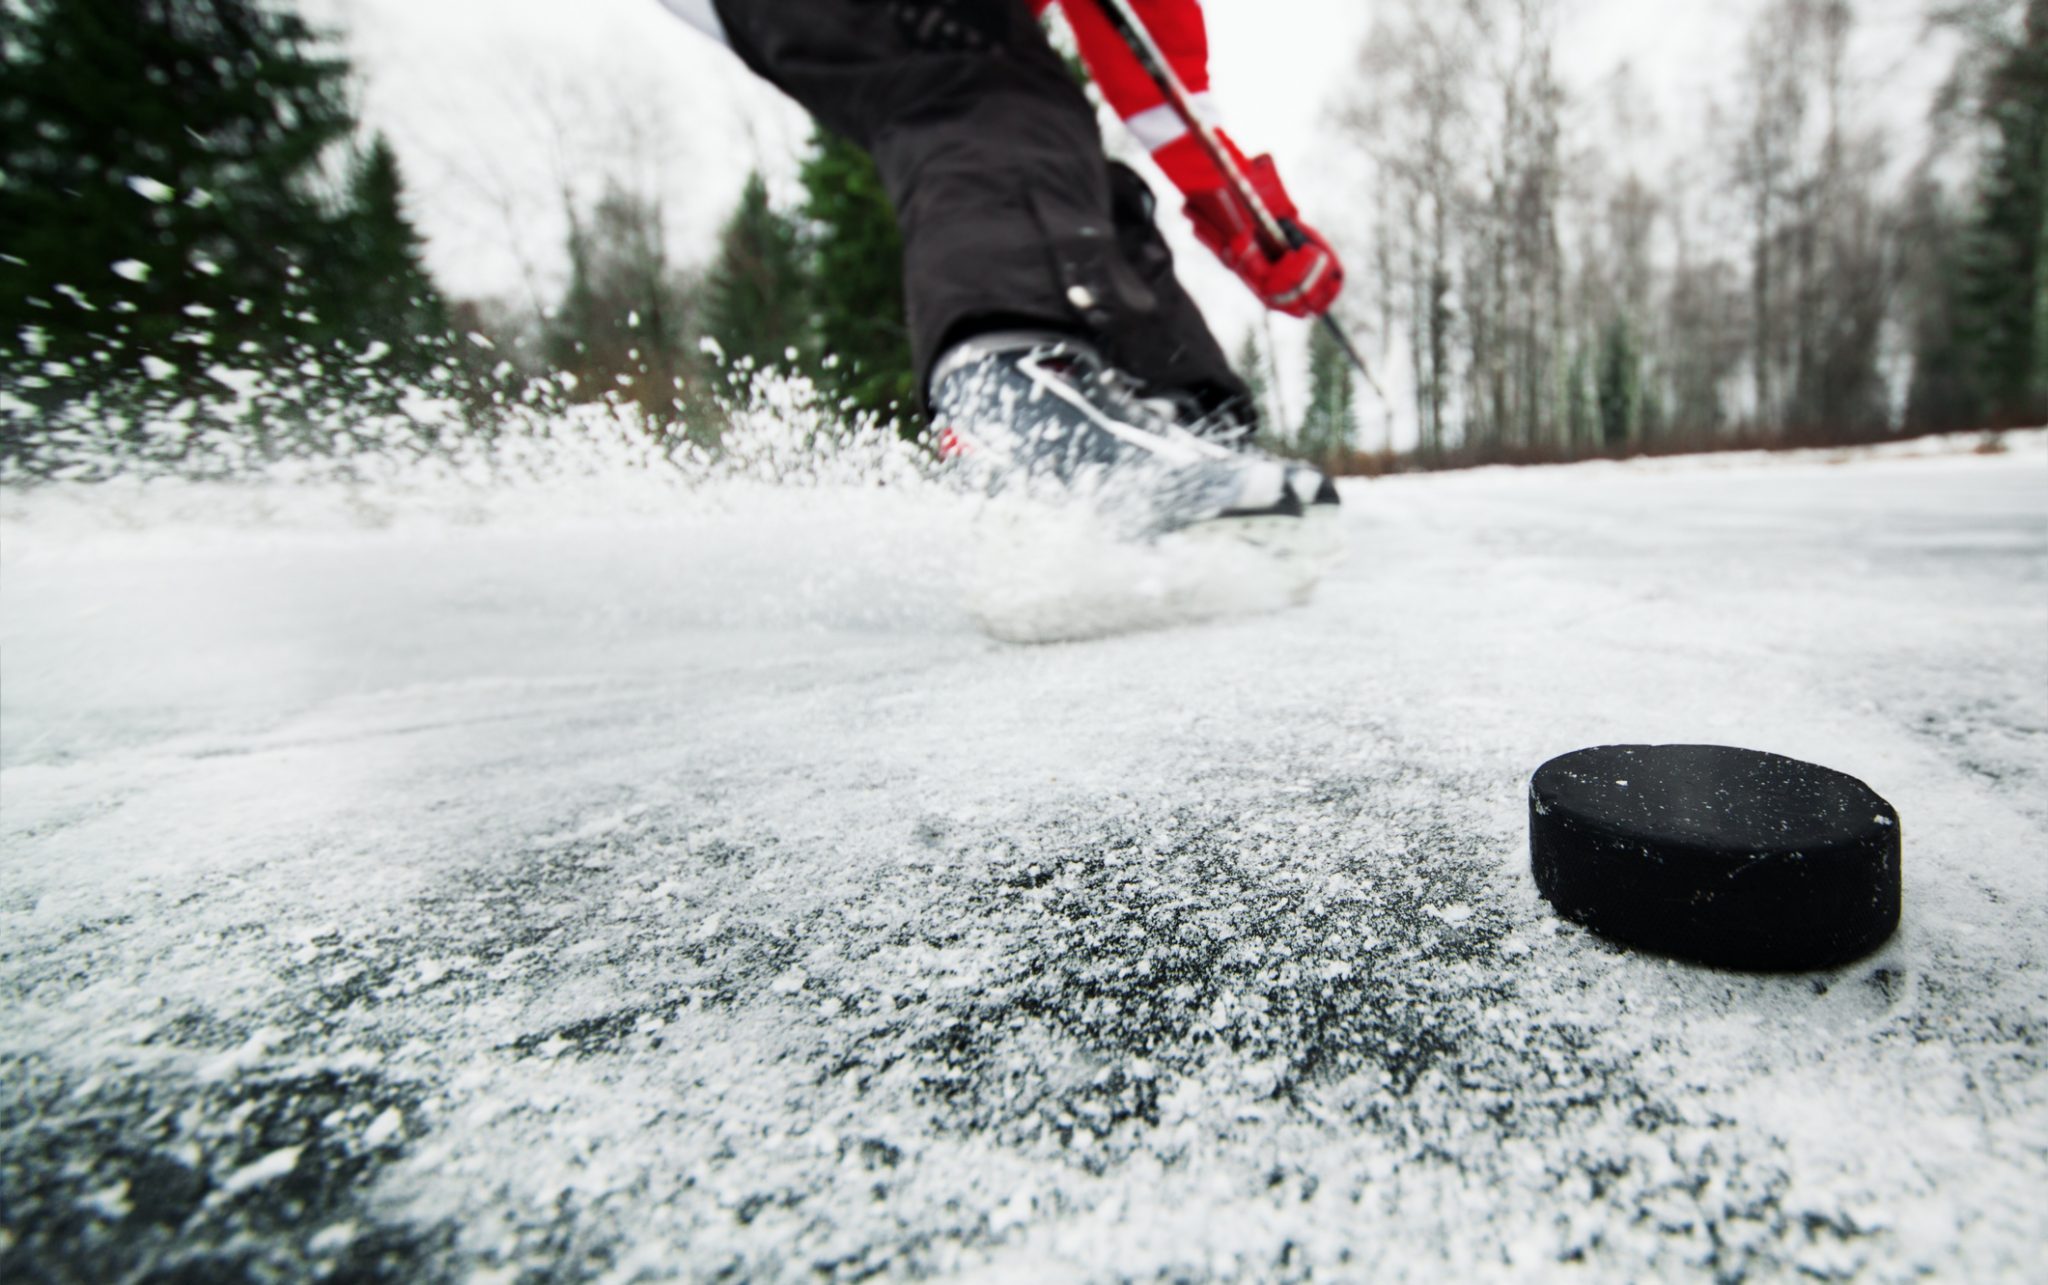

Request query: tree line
[
  {"left": 512, "top": 129, "right": 916, "bottom": 441},
  {"left": 4, "top": 0, "right": 2041, "bottom": 472},
  {"left": 0, "top": 0, "right": 926, "bottom": 467},
  {"left": 1, "top": 0, "right": 454, "bottom": 429},
  {"left": 1326, "top": 0, "right": 2048, "bottom": 467}
]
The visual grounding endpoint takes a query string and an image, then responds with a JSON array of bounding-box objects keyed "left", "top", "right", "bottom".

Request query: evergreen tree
[
  {"left": 0, "top": 0, "right": 428, "bottom": 414},
  {"left": 701, "top": 171, "right": 810, "bottom": 375},
  {"left": 1564, "top": 343, "right": 1596, "bottom": 452},
  {"left": 1232, "top": 328, "right": 1274, "bottom": 431},
  {"left": 1596, "top": 316, "right": 1639, "bottom": 449},
  {"left": 798, "top": 127, "right": 914, "bottom": 427},
  {"left": 1299, "top": 321, "right": 1357, "bottom": 463},
  {"left": 1956, "top": 2, "right": 2048, "bottom": 426},
  {"left": 340, "top": 133, "right": 447, "bottom": 364}
]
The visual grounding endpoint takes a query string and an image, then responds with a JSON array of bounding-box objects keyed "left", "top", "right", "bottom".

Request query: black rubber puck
[{"left": 1530, "top": 744, "right": 1900, "bottom": 971}]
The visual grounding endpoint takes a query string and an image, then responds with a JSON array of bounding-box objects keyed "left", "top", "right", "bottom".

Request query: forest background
[{"left": 2, "top": 0, "right": 2042, "bottom": 473}]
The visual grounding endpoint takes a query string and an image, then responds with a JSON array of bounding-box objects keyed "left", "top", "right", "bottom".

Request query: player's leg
[
  {"left": 705, "top": 0, "right": 1244, "bottom": 410},
  {"left": 1102, "top": 160, "right": 1249, "bottom": 423},
  {"left": 698, "top": 1, "right": 1302, "bottom": 530}
]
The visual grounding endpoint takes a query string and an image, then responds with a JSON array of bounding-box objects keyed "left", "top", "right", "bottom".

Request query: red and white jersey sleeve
[{"left": 1033, "top": 0, "right": 1236, "bottom": 196}]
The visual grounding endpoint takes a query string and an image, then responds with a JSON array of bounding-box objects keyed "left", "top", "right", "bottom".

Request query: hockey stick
[{"left": 1085, "top": 0, "right": 1388, "bottom": 405}]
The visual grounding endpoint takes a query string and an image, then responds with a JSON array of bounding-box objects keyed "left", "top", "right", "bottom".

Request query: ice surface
[{"left": 2, "top": 426, "right": 2045, "bottom": 1280}]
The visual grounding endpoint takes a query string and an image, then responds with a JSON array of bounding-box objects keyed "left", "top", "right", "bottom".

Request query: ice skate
[{"left": 930, "top": 330, "right": 1301, "bottom": 538}]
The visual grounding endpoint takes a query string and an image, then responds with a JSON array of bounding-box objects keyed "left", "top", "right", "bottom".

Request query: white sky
[{"left": 305, "top": 0, "right": 1954, "bottom": 412}]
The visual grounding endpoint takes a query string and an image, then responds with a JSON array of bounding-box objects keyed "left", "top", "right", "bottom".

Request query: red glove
[{"left": 1167, "top": 139, "right": 1344, "bottom": 319}]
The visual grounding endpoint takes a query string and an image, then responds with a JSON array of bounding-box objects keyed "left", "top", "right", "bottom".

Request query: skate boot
[{"left": 930, "top": 330, "right": 1301, "bottom": 536}]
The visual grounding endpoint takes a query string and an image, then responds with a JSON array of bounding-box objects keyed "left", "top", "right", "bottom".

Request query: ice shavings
[
  {"left": 362, "top": 1108, "right": 405, "bottom": 1148},
  {"left": 125, "top": 176, "right": 175, "bottom": 203},
  {"left": 219, "top": 1146, "right": 303, "bottom": 1195}
]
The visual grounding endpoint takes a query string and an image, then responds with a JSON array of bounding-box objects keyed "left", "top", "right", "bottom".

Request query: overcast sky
[{"left": 304, "top": 0, "right": 1954, "bottom": 405}]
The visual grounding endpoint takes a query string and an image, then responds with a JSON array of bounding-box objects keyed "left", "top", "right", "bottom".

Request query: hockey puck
[{"left": 1529, "top": 745, "right": 1900, "bottom": 971}]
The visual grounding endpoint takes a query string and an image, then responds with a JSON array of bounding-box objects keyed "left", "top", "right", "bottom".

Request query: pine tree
[
  {"left": 1596, "top": 317, "right": 1639, "bottom": 449},
  {"left": 340, "top": 133, "right": 447, "bottom": 364},
  {"left": 1299, "top": 321, "right": 1357, "bottom": 464},
  {"left": 1565, "top": 343, "right": 1596, "bottom": 452},
  {"left": 1904, "top": 218, "right": 1980, "bottom": 432},
  {"left": 3, "top": 0, "right": 342, "bottom": 394},
  {"left": 0, "top": 0, "right": 445, "bottom": 424},
  {"left": 701, "top": 172, "right": 810, "bottom": 375},
  {"left": 1957, "top": 3, "right": 2048, "bottom": 426},
  {"left": 1232, "top": 328, "right": 1274, "bottom": 431},
  {"left": 799, "top": 128, "right": 915, "bottom": 427}
]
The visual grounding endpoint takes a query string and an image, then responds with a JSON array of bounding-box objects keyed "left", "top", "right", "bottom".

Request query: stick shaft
[
  {"left": 1090, "top": 0, "right": 1290, "bottom": 255},
  {"left": 1318, "top": 313, "right": 1387, "bottom": 404},
  {"left": 1085, "top": 0, "right": 1387, "bottom": 404}
]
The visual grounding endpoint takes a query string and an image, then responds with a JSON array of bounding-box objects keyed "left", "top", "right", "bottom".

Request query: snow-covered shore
[{"left": 4, "top": 433, "right": 2044, "bottom": 1279}]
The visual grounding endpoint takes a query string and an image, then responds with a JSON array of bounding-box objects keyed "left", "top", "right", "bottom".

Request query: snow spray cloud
[
  {"left": 2, "top": 318, "right": 1326, "bottom": 642},
  {"left": 2, "top": 323, "right": 940, "bottom": 499}
]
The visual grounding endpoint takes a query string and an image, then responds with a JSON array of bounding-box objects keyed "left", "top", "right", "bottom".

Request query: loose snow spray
[
  {"left": 4, "top": 358, "right": 1334, "bottom": 644},
  {"left": 963, "top": 503, "right": 1337, "bottom": 644}
]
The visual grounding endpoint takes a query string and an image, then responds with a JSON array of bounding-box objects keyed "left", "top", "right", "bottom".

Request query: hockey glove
[{"left": 1172, "top": 143, "right": 1344, "bottom": 319}]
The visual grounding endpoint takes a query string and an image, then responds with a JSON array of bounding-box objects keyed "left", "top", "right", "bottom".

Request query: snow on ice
[{"left": 2, "top": 416, "right": 2045, "bottom": 1280}]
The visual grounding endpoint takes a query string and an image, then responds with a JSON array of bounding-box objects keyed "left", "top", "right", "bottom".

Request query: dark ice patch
[{"left": 0, "top": 1052, "right": 444, "bottom": 1283}]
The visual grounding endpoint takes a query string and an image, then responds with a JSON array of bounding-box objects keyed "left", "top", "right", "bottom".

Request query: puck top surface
[{"left": 1532, "top": 744, "right": 1897, "bottom": 855}]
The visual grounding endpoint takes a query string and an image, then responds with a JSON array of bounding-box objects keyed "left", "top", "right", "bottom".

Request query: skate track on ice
[{"left": 4, "top": 434, "right": 2046, "bottom": 1280}]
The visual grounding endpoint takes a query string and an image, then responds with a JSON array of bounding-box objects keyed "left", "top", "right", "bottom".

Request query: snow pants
[{"left": 708, "top": 0, "right": 1247, "bottom": 414}]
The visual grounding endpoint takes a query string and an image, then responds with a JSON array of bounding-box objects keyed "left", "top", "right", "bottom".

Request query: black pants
[{"left": 711, "top": 0, "right": 1246, "bottom": 414}]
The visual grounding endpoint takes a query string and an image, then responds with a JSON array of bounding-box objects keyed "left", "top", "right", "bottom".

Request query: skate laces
[
  {"left": 1178, "top": 400, "right": 1257, "bottom": 447},
  {"left": 1054, "top": 353, "right": 1184, "bottom": 440},
  {"left": 1093, "top": 363, "right": 1253, "bottom": 450}
]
